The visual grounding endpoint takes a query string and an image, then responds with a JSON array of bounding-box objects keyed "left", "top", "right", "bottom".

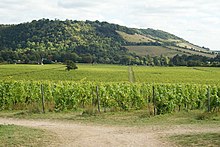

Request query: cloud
[
  {"left": 0, "top": 0, "right": 29, "bottom": 9},
  {"left": 57, "top": 0, "right": 97, "bottom": 9}
]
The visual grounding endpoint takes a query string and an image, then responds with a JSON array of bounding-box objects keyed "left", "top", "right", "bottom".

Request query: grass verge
[
  {"left": 0, "top": 124, "right": 56, "bottom": 147},
  {"left": 0, "top": 110, "right": 219, "bottom": 127},
  {"left": 169, "top": 133, "right": 220, "bottom": 147}
]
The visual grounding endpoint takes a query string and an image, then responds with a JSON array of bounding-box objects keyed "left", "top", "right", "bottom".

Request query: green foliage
[
  {"left": 0, "top": 81, "right": 219, "bottom": 115},
  {"left": 0, "top": 19, "right": 133, "bottom": 64},
  {"left": 66, "top": 60, "right": 78, "bottom": 71}
]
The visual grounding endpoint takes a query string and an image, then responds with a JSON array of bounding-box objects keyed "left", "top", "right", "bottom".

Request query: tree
[
  {"left": 66, "top": 60, "right": 78, "bottom": 71},
  {"left": 81, "top": 54, "right": 93, "bottom": 63},
  {"left": 214, "top": 54, "right": 220, "bottom": 62},
  {"left": 153, "top": 56, "right": 161, "bottom": 66}
]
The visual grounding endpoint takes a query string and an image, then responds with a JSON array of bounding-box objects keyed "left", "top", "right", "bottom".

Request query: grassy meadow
[{"left": 0, "top": 64, "right": 220, "bottom": 84}]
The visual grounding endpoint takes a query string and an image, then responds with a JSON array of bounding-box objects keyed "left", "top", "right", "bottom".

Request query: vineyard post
[
  {"left": 96, "top": 86, "right": 101, "bottom": 113},
  {"left": 41, "top": 84, "right": 45, "bottom": 113},
  {"left": 207, "top": 86, "right": 210, "bottom": 112},
  {"left": 153, "top": 85, "right": 156, "bottom": 116}
]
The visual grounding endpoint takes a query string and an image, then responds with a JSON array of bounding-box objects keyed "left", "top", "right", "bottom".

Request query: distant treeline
[{"left": 0, "top": 48, "right": 220, "bottom": 67}]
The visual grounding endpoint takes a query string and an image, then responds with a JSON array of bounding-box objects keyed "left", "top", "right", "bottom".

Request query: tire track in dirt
[{"left": 128, "top": 66, "right": 135, "bottom": 83}]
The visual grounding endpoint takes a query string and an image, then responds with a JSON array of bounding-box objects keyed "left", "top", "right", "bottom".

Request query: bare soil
[{"left": 0, "top": 117, "right": 220, "bottom": 147}]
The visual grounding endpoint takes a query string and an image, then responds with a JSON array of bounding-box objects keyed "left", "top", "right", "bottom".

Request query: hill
[
  {"left": 0, "top": 19, "right": 218, "bottom": 65},
  {"left": 117, "top": 30, "right": 216, "bottom": 58}
]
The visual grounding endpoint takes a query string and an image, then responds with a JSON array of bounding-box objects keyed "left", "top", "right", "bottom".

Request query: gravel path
[{"left": 0, "top": 117, "right": 220, "bottom": 147}]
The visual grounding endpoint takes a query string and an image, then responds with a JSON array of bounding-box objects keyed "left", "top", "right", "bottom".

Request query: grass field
[
  {"left": 134, "top": 66, "right": 220, "bottom": 84},
  {"left": 125, "top": 45, "right": 215, "bottom": 58},
  {"left": 117, "top": 31, "right": 156, "bottom": 43},
  {"left": 0, "top": 64, "right": 128, "bottom": 82},
  {"left": 125, "top": 45, "right": 185, "bottom": 57},
  {"left": 0, "top": 64, "right": 220, "bottom": 84}
]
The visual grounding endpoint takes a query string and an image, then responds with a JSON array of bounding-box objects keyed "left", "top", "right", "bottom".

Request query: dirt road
[{"left": 0, "top": 117, "right": 220, "bottom": 147}]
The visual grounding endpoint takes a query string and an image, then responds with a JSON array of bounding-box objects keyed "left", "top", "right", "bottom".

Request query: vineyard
[
  {"left": 0, "top": 81, "right": 219, "bottom": 115},
  {"left": 0, "top": 64, "right": 220, "bottom": 84},
  {"left": 0, "top": 64, "right": 220, "bottom": 115}
]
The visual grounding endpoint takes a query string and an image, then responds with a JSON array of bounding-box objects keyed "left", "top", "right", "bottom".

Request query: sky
[{"left": 0, "top": 0, "right": 220, "bottom": 50}]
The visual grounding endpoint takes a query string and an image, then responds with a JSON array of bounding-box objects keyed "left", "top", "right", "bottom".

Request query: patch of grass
[
  {"left": 170, "top": 133, "right": 220, "bottom": 147},
  {"left": 0, "top": 110, "right": 219, "bottom": 127},
  {"left": 0, "top": 124, "right": 56, "bottom": 147},
  {"left": 81, "top": 106, "right": 100, "bottom": 116},
  {"left": 196, "top": 112, "right": 220, "bottom": 121}
]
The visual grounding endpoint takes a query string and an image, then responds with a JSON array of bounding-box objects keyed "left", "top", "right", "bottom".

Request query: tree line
[{"left": 0, "top": 48, "right": 219, "bottom": 67}]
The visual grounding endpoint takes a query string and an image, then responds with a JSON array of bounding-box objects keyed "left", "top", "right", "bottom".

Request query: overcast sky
[{"left": 0, "top": 0, "right": 220, "bottom": 50}]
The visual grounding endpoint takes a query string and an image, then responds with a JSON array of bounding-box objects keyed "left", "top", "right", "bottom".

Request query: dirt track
[{"left": 0, "top": 117, "right": 220, "bottom": 147}]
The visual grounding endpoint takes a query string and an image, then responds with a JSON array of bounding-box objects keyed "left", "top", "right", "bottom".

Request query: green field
[
  {"left": 134, "top": 66, "right": 220, "bottom": 84},
  {"left": 0, "top": 64, "right": 128, "bottom": 82},
  {"left": 0, "top": 64, "right": 220, "bottom": 84}
]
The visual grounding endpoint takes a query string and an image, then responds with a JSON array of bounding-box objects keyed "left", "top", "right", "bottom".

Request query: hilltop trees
[{"left": 0, "top": 19, "right": 132, "bottom": 64}]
